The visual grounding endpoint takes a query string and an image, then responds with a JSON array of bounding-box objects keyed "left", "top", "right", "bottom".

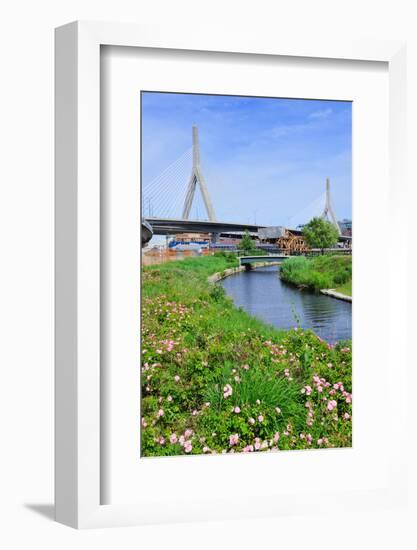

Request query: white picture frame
[{"left": 55, "top": 21, "right": 408, "bottom": 529}]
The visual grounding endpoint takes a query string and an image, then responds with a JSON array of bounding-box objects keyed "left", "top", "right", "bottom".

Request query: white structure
[
  {"left": 182, "top": 126, "right": 217, "bottom": 221},
  {"left": 322, "top": 177, "right": 341, "bottom": 235}
]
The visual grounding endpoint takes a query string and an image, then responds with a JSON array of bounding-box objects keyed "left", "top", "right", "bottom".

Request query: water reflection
[{"left": 220, "top": 265, "right": 351, "bottom": 343}]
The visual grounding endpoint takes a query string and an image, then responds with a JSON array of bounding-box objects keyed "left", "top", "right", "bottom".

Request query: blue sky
[{"left": 141, "top": 92, "right": 351, "bottom": 227}]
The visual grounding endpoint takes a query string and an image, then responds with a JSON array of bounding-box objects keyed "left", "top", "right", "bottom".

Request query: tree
[
  {"left": 238, "top": 230, "right": 255, "bottom": 254},
  {"left": 302, "top": 217, "right": 339, "bottom": 254}
]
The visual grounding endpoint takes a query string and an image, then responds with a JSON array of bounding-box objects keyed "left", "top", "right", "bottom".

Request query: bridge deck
[{"left": 239, "top": 255, "right": 289, "bottom": 265}]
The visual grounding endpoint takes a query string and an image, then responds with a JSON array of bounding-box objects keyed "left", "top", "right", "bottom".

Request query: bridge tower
[
  {"left": 182, "top": 126, "right": 217, "bottom": 221},
  {"left": 321, "top": 178, "right": 341, "bottom": 236}
]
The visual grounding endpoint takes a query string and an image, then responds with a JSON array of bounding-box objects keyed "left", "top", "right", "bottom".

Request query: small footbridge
[{"left": 238, "top": 255, "right": 289, "bottom": 270}]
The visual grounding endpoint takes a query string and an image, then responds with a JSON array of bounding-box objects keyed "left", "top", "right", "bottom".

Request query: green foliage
[
  {"left": 303, "top": 217, "right": 340, "bottom": 251},
  {"left": 280, "top": 254, "right": 352, "bottom": 292},
  {"left": 238, "top": 230, "right": 255, "bottom": 254},
  {"left": 141, "top": 254, "right": 352, "bottom": 456}
]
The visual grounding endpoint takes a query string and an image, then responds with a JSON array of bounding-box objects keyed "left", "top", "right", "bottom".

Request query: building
[{"left": 338, "top": 219, "right": 352, "bottom": 236}]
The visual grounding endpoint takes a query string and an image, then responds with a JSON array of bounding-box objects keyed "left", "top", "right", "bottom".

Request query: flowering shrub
[{"left": 141, "top": 255, "right": 352, "bottom": 456}]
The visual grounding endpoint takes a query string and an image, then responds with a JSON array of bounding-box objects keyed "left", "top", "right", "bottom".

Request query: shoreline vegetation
[
  {"left": 279, "top": 255, "right": 352, "bottom": 297},
  {"left": 141, "top": 253, "right": 352, "bottom": 457}
]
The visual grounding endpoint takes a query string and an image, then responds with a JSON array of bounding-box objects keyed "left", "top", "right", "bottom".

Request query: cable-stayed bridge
[{"left": 142, "top": 126, "right": 347, "bottom": 245}]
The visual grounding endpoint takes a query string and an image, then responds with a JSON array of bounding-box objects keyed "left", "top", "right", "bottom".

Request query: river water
[{"left": 220, "top": 265, "right": 351, "bottom": 343}]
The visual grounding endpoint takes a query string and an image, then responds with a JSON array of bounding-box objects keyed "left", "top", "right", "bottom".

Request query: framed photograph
[{"left": 55, "top": 21, "right": 408, "bottom": 528}]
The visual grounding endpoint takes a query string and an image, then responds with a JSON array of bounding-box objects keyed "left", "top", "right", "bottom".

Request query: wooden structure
[{"left": 276, "top": 229, "right": 309, "bottom": 255}]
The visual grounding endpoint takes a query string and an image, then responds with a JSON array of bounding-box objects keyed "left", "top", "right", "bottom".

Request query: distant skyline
[{"left": 141, "top": 92, "right": 352, "bottom": 227}]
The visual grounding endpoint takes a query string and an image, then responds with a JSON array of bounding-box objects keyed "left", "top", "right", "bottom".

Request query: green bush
[{"left": 280, "top": 254, "right": 351, "bottom": 292}]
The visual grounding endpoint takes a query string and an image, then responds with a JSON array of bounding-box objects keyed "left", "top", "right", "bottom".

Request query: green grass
[
  {"left": 141, "top": 252, "right": 352, "bottom": 456},
  {"left": 280, "top": 254, "right": 352, "bottom": 292},
  {"left": 335, "top": 280, "right": 352, "bottom": 297}
]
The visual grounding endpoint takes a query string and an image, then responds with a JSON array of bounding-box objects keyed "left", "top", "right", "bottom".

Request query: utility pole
[{"left": 182, "top": 126, "right": 217, "bottom": 221}]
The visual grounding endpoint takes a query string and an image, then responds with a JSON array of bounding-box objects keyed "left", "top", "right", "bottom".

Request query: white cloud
[{"left": 308, "top": 108, "right": 332, "bottom": 120}]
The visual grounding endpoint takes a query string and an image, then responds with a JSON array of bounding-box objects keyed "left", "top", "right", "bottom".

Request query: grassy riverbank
[
  {"left": 280, "top": 254, "right": 352, "bottom": 294},
  {"left": 141, "top": 254, "right": 352, "bottom": 456}
]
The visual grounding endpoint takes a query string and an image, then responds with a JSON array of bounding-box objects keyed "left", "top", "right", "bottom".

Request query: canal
[{"left": 220, "top": 265, "right": 351, "bottom": 343}]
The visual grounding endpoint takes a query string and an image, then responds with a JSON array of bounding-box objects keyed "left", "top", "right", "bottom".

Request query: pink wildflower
[
  {"left": 248, "top": 417, "right": 255, "bottom": 425},
  {"left": 274, "top": 432, "right": 280, "bottom": 443},
  {"left": 258, "top": 415, "right": 264, "bottom": 422},
  {"left": 169, "top": 433, "right": 178, "bottom": 444},
  {"left": 184, "top": 442, "right": 192, "bottom": 453},
  {"left": 184, "top": 429, "right": 193, "bottom": 438},
  {"left": 327, "top": 400, "right": 337, "bottom": 411},
  {"left": 233, "top": 406, "right": 241, "bottom": 414},
  {"left": 223, "top": 384, "right": 233, "bottom": 398},
  {"left": 157, "top": 408, "right": 164, "bottom": 418},
  {"left": 174, "top": 375, "right": 180, "bottom": 382},
  {"left": 229, "top": 434, "right": 239, "bottom": 446}
]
